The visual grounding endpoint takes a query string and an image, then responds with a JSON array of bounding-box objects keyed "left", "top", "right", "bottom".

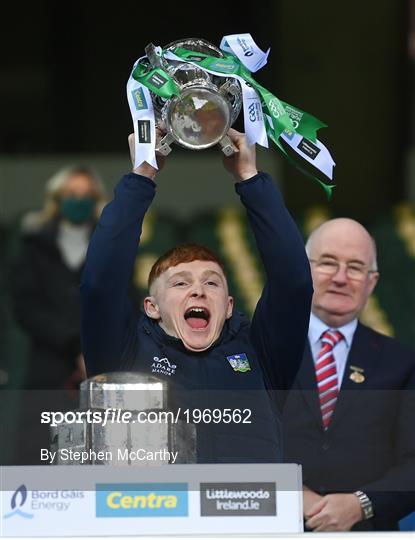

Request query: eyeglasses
[{"left": 308, "top": 258, "right": 378, "bottom": 282}]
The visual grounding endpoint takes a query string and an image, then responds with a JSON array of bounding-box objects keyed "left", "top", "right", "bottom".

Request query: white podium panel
[{"left": 0, "top": 464, "right": 303, "bottom": 536}]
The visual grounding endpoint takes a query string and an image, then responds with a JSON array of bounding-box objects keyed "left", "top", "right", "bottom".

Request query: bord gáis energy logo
[
  {"left": 96, "top": 483, "right": 188, "bottom": 517},
  {"left": 4, "top": 485, "right": 34, "bottom": 519}
]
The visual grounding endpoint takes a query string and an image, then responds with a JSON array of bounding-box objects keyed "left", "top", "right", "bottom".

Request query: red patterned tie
[{"left": 315, "top": 330, "right": 344, "bottom": 429}]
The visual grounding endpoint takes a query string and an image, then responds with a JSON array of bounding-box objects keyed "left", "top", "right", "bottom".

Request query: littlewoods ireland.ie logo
[
  {"left": 4, "top": 485, "right": 34, "bottom": 519},
  {"left": 96, "top": 483, "right": 188, "bottom": 517}
]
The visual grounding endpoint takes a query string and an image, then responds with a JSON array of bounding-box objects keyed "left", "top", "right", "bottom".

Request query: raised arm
[
  {"left": 224, "top": 129, "right": 313, "bottom": 398},
  {"left": 81, "top": 135, "right": 165, "bottom": 376}
]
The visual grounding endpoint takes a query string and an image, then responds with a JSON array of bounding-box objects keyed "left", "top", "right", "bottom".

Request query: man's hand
[
  {"left": 222, "top": 128, "right": 258, "bottom": 182},
  {"left": 128, "top": 128, "right": 167, "bottom": 181},
  {"left": 303, "top": 486, "right": 323, "bottom": 518},
  {"left": 305, "top": 493, "right": 363, "bottom": 532}
]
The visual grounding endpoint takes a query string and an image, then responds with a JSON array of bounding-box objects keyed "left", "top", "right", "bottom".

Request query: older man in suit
[{"left": 283, "top": 218, "right": 415, "bottom": 531}]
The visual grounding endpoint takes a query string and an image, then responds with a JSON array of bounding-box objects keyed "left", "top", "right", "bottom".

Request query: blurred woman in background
[{"left": 11, "top": 165, "right": 106, "bottom": 391}]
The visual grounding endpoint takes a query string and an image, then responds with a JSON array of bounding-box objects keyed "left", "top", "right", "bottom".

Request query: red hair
[{"left": 148, "top": 243, "right": 226, "bottom": 289}]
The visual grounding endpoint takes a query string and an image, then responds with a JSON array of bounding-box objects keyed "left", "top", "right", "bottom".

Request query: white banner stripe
[
  {"left": 126, "top": 66, "right": 157, "bottom": 170},
  {"left": 280, "top": 131, "right": 335, "bottom": 181},
  {"left": 220, "top": 33, "right": 270, "bottom": 73}
]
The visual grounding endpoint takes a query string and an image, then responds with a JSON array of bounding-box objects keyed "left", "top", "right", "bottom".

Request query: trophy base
[{"left": 156, "top": 132, "right": 237, "bottom": 156}]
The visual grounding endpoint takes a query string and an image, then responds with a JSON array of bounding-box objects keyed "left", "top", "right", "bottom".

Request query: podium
[
  {"left": 2, "top": 373, "right": 303, "bottom": 535},
  {"left": 1, "top": 463, "right": 303, "bottom": 536}
]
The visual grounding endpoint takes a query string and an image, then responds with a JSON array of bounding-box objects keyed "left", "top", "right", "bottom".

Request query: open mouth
[{"left": 184, "top": 307, "right": 211, "bottom": 330}]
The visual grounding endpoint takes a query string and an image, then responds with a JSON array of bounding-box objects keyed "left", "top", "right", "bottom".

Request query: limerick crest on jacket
[{"left": 227, "top": 353, "right": 251, "bottom": 373}]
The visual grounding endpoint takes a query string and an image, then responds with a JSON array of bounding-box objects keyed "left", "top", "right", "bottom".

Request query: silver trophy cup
[
  {"left": 51, "top": 372, "right": 196, "bottom": 466},
  {"left": 145, "top": 38, "right": 242, "bottom": 156}
]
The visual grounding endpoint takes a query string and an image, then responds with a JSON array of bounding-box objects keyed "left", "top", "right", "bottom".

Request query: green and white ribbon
[
  {"left": 126, "top": 58, "right": 158, "bottom": 169},
  {"left": 132, "top": 48, "right": 180, "bottom": 99},
  {"left": 265, "top": 120, "right": 335, "bottom": 196},
  {"left": 241, "top": 82, "right": 269, "bottom": 147},
  {"left": 220, "top": 33, "right": 270, "bottom": 73},
  {"left": 127, "top": 33, "right": 336, "bottom": 193},
  {"left": 281, "top": 131, "right": 336, "bottom": 180},
  {"left": 280, "top": 130, "right": 335, "bottom": 180}
]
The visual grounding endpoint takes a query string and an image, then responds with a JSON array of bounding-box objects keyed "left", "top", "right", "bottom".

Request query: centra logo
[
  {"left": 4, "top": 485, "right": 34, "bottom": 519},
  {"left": 132, "top": 88, "right": 148, "bottom": 111},
  {"left": 96, "top": 483, "right": 188, "bottom": 517}
]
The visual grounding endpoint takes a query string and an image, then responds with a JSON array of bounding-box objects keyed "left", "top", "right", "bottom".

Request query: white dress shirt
[{"left": 308, "top": 312, "right": 358, "bottom": 385}]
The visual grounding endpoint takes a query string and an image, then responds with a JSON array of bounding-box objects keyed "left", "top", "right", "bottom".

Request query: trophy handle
[
  {"left": 145, "top": 43, "right": 167, "bottom": 70},
  {"left": 156, "top": 132, "right": 175, "bottom": 156},
  {"left": 219, "top": 135, "right": 238, "bottom": 156}
]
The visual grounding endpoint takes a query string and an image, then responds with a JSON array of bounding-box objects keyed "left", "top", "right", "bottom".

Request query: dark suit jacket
[{"left": 282, "top": 322, "right": 415, "bottom": 530}]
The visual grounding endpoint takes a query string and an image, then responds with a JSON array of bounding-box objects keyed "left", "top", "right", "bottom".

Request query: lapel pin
[{"left": 349, "top": 365, "right": 365, "bottom": 383}]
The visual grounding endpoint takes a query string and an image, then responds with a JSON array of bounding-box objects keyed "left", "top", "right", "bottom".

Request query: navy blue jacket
[
  {"left": 283, "top": 323, "right": 415, "bottom": 530},
  {"left": 81, "top": 172, "right": 312, "bottom": 463}
]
